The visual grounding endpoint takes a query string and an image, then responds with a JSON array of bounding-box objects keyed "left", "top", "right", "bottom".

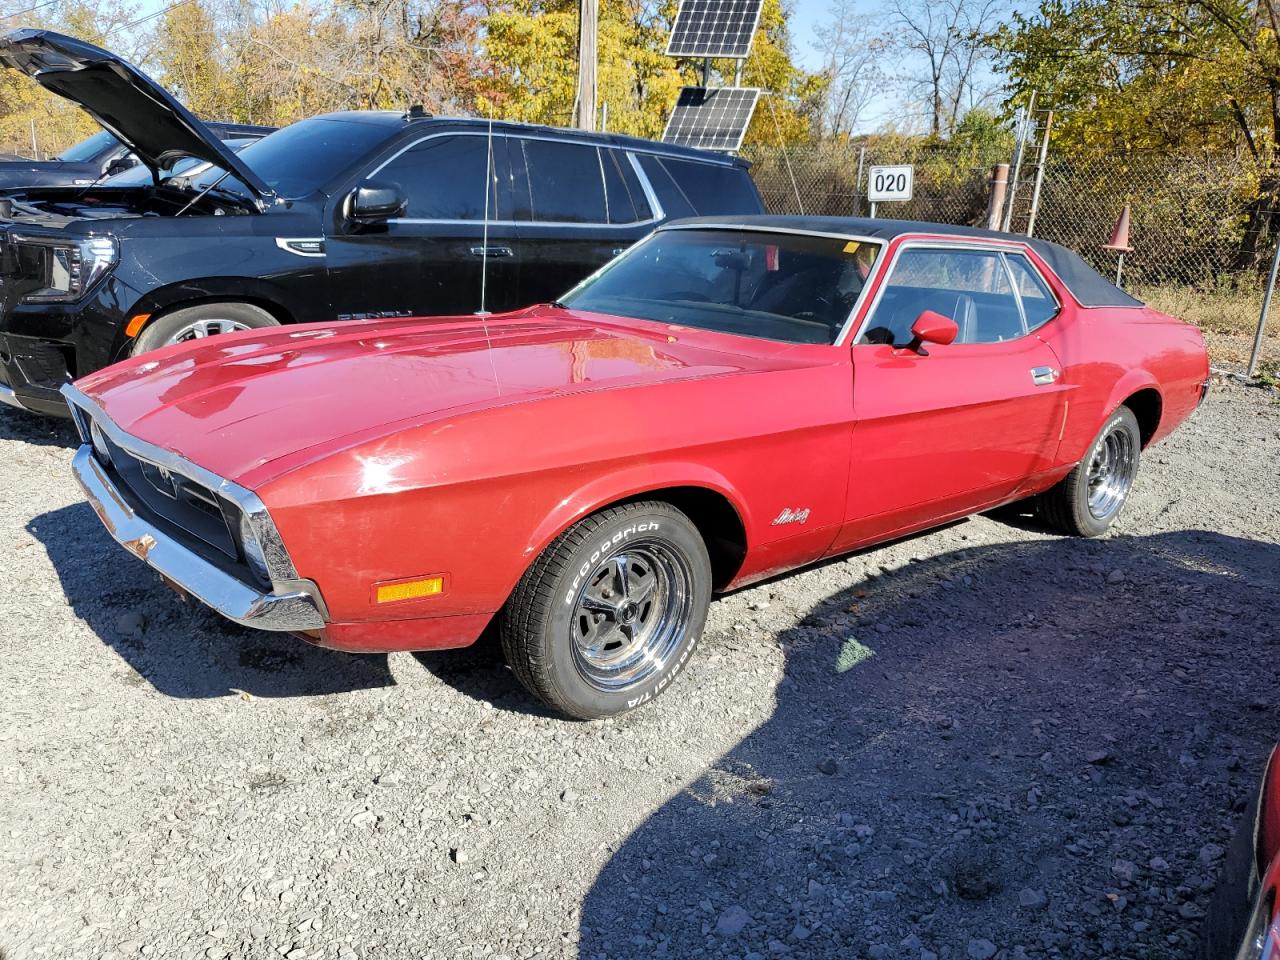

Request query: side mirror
[
  {"left": 346, "top": 182, "right": 407, "bottom": 223},
  {"left": 106, "top": 155, "right": 138, "bottom": 176},
  {"left": 907, "top": 310, "right": 959, "bottom": 355}
]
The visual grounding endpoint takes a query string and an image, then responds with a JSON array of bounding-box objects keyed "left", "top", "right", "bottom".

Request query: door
[
  {"left": 833, "top": 244, "right": 1068, "bottom": 551},
  {"left": 509, "top": 139, "right": 656, "bottom": 304},
  {"left": 324, "top": 132, "right": 524, "bottom": 320}
]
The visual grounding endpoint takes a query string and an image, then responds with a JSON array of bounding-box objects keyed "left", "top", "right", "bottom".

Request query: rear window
[
  {"left": 602, "top": 150, "right": 652, "bottom": 223},
  {"left": 636, "top": 155, "right": 760, "bottom": 218},
  {"left": 517, "top": 139, "right": 607, "bottom": 223}
]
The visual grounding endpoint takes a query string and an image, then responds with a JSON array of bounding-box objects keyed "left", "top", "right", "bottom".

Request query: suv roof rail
[{"left": 404, "top": 105, "right": 432, "bottom": 121}]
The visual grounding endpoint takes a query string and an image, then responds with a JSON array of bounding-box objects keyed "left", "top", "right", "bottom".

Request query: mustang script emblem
[{"left": 771, "top": 507, "right": 811, "bottom": 526}]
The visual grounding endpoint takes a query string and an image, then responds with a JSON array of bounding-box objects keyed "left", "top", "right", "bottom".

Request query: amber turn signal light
[
  {"left": 124, "top": 313, "right": 151, "bottom": 338},
  {"left": 374, "top": 575, "right": 445, "bottom": 604}
]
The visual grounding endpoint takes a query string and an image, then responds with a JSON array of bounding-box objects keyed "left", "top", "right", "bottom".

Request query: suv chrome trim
[
  {"left": 367, "top": 130, "right": 728, "bottom": 230},
  {"left": 69, "top": 446, "right": 326, "bottom": 632}
]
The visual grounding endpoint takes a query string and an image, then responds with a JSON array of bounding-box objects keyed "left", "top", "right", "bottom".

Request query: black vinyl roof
[{"left": 664, "top": 215, "right": 1144, "bottom": 309}]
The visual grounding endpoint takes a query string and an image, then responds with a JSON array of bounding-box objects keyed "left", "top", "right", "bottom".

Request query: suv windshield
[
  {"left": 191, "top": 116, "right": 394, "bottom": 199},
  {"left": 57, "top": 130, "right": 119, "bottom": 163},
  {"left": 560, "top": 229, "right": 884, "bottom": 345}
]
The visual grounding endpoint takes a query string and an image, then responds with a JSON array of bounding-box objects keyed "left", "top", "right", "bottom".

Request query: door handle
[
  {"left": 1030, "top": 366, "right": 1060, "bottom": 385},
  {"left": 469, "top": 245, "right": 513, "bottom": 258}
]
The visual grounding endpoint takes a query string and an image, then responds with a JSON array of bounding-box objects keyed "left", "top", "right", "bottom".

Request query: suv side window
[
  {"left": 1006, "top": 253, "right": 1060, "bottom": 331},
  {"left": 514, "top": 139, "right": 608, "bottom": 223},
  {"left": 601, "top": 150, "right": 652, "bottom": 223},
  {"left": 861, "top": 248, "right": 1026, "bottom": 346},
  {"left": 636, "top": 154, "right": 697, "bottom": 218},
  {"left": 376, "top": 134, "right": 506, "bottom": 220},
  {"left": 659, "top": 157, "right": 763, "bottom": 216}
]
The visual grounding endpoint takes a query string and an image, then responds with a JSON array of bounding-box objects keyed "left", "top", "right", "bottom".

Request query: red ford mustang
[{"left": 62, "top": 216, "right": 1210, "bottom": 718}]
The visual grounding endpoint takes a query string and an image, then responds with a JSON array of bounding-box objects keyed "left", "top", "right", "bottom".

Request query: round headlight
[{"left": 238, "top": 511, "right": 272, "bottom": 585}]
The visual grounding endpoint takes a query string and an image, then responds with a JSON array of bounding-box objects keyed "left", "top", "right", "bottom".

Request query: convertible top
[{"left": 664, "top": 215, "right": 1144, "bottom": 310}]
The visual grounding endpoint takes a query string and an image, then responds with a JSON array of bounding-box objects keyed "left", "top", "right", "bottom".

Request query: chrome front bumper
[
  {"left": 0, "top": 381, "right": 25, "bottom": 409},
  {"left": 70, "top": 445, "right": 327, "bottom": 632}
]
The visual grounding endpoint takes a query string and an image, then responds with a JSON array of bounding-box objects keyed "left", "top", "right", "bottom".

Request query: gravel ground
[{"left": 1, "top": 379, "right": 1278, "bottom": 960}]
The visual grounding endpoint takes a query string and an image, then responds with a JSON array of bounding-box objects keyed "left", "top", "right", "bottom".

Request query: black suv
[
  {"left": 0, "top": 122, "right": 274, "bottom": 191},
  {"left": 0, "top": 30, "right": 765, "bottom": 416}
]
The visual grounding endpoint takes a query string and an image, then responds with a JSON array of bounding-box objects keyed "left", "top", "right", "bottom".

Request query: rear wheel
[
  {"left": 130, "top": 302, "right": 279, "bottom": 356},
  {"left": 500, "top": 501, "right": 712, "bottom": 719},
  {"left": 1039, "top": 406, "right": 1142, "bottom": 537}
]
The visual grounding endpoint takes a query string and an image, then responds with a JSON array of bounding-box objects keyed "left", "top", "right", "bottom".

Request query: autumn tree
[{"left": 990, "top": 0, "right": 1280, "bottom": 263}]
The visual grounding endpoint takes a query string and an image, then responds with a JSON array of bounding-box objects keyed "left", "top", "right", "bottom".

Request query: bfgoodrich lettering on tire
[{"left": 500, "top": 501, "right": 712, "bottom": 719}]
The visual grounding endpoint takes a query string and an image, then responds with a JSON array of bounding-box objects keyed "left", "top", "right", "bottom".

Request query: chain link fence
[{"left": 743, "top": 142, "right": 1278, "bottom": 371}]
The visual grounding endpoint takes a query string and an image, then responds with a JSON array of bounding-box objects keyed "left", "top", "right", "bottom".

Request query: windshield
[
  {"left": 560, "top": 229, "right": 884, "bottom": 345},
  {"left": 57, "top": 130, "right": 119, "bottom": 163},
  {"left": 191, "top": 116, "right": 394, "bottom": 199}
]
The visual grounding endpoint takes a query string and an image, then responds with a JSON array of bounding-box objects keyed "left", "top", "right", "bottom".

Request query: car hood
[
  {"left": 72, "top": 308, "right": 809, "bottom": 487},
  {"left": 0, "top": 29, "right": 273, "bottom": 200}
]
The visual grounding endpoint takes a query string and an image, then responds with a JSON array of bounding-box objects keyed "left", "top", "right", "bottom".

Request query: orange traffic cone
[{"left": 1103, "top": 204, "right": 1133, "bottom": 253}]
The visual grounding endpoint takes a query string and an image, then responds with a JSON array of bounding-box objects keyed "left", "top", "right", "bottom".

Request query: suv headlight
[{"left": 16, "top": 235, "right": 118, "bottom": 303}]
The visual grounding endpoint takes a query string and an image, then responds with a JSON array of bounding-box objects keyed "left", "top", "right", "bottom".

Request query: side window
[
  {"left": 601, "top": 150, "right": 652, "bottom": 223},
  {"left": 636, "top": 154, "right": 697, "bottom": 219},
  {"left": 1006, "top": 253, "right": 1060, "bottom": 331},
  {"left": 861, "top": 249, "right": 1026, "bottom": 346},
  {"left": 658, "top": 157, "right": 763, "bottom": 216},
  {"left": 517, "top": 139, "right": 607, "bottom": 223},
  {"left": 375, "top": 135, "right": 504, "bottom": 220}
]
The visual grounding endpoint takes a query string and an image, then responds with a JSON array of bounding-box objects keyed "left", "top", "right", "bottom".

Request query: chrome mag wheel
[
  {"left": 1086, "top": 422, "right": 1138, "bottom": 520},
  {"left": 164, "top": 317, "right": 250, "bottom": 344},
  {"left": 570, "top": 541, "right": 695, "bottom": 692}
]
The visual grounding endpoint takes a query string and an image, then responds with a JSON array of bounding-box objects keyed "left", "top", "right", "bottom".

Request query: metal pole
[
  {"left": 30, "top": 118, "right": 37, "bottom": 158},
  {"left": 572, "top": 0, "right": 598, "bottom": 131},
  {"left": 600, "top": 101, "right": 608, "bottom": 132},
  {"left": 1115, "top": 253, "right": 1125, "bottom": 288},
  {"left": 1248, "top": 229, "right": 1280, "bottom": 378},
  {"left": 854, "top": 146, "right": 866, "bottom": 217},
  {"left": 869, "top": 201, "right": 877, "bottom": 219},
  {"left": 1002, "top": 92, "right": 1036, "bottom": 232},
  {"left": 1025, "top": 110, "right": 1054, "bottom": 237},
  {"left": 702, "top": 58, "right": 711, "bottom": 88},
  {"left": 986, "top": 163, "right": 1009, "bottom": 231}
]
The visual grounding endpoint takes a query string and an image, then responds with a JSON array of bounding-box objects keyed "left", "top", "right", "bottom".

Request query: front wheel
[
  {"left": 130, "top": 302, "right": 280, "bottom": 356},
  {"left": 1039, "top": 406, "right": 1142, "bottom": 537},
  {"left": 500, "top": 501, "right": 712, "bottom": 719}
]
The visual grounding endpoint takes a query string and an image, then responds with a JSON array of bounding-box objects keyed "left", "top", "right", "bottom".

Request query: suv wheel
[
  {"left": 500, "top": 501, "right": 712, "bottom": 719},
  {"left": 131, "top": 303, "right": 280, "bottom": 356}
]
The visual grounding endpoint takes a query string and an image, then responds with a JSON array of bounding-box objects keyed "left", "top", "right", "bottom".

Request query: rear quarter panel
[
  {"left": 260, "top": 361, "right": 854, "bottom": 634},
  {"left": 1039, "top": 304, "right": 1208, "bottom": 463}
]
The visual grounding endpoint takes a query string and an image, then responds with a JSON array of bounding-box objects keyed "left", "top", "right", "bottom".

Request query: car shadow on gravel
[
  {"left": 579, "top": 530, "right": 1280, "bottom": 960},
  {"left": 0, "top": 407, "right": 78, "bottom": 448},
  {"left": 28, "top": 502, "right": 396, "bottom": 699}
]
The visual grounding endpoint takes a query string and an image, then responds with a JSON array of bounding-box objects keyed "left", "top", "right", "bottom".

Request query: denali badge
[{"left": 771, "top": 507, "right": 811, "bottom": 526}]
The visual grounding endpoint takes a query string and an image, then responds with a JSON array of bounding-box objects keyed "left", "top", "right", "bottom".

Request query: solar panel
[
  {"left": 666, "top": 0, "right": 763, "bottom": 59},
  {"left": 662, "top": 86, "right": 760, "bottom": 151}
]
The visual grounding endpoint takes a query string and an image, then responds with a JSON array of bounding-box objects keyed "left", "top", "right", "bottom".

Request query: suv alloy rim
[
  {"left": 165, "top": 318, "right": 251, "bottom": 344},
  {"left": 1086, "top": 422, "right": 1137, "bottom": 520},
  {"left": 570, "top": 540, "right": 694, "bottom": 692}
]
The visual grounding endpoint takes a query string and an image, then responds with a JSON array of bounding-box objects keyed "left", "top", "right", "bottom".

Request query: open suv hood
[{"left": 0, "top": 29, "right": 274, "bottom": 201}]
